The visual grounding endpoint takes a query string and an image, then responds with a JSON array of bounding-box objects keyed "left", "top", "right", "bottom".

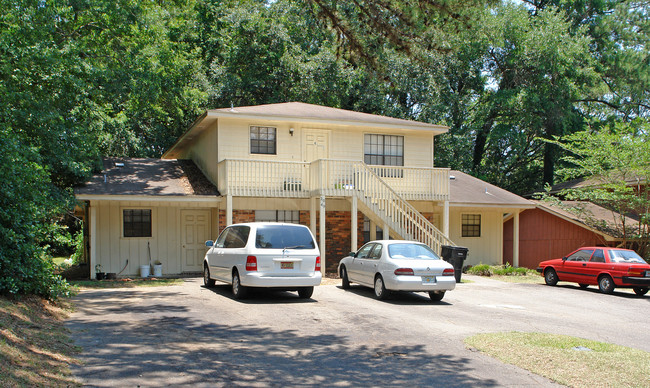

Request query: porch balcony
[{"left": 217, "top": 159, "right": 450, "bottom": 201}]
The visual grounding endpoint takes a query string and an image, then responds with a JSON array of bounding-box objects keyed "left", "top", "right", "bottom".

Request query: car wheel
[
  {"left": 203, "top": 265, "right": 215, "bottom": 288},
  {"left": 374, "top": 275, "right": 390, "bottom": 300},
  {"left": 340, "top": 266, "right": 350, "bottom": 289},
  {"left": 598, "top": 275, "right": 615, "bottom": 294},
  {"left": 298, "top": 287, "right": 314, "bottom": 299},
  {"left": 578, "top": 283, "right": 589, "bottom": 289},
  {"left": 544, "top": 268, "right": 558, "bottom": 286},
  {"left": 232, "top": 270, "right": 248, "bottom": 299},
  {"left": 633, "top": 287, "right": 648, "bottom": 296},
  {"left": 428, "top": 291, "right": 445, "bottom": 302}
]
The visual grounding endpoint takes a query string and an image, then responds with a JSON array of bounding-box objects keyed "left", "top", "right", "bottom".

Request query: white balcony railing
[
  {"left": 217, "top": 159, "right": 310, "bottom": 197},
  {"left": 217, "top": 159, "right": 450, "bottom": 200},
  {"left": 217, "top": 158, "right": 452, "bottom": 252}
]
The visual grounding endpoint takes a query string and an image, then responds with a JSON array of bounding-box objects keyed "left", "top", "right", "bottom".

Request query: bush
[
  {"left": 467, "top": 264, "right": 493, "bottom": 276},
  {"left": 467, "top": 263, "right": 534, "bottom": 277}
]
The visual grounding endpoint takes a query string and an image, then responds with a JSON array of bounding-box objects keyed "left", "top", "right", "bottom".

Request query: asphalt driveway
[{"left": 66, "top": 276, "right": 648, "bottom": 387}]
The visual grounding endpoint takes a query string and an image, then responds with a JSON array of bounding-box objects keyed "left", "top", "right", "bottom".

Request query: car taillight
[
  {"left": 628, "top": 267, "right": 645, "bottom": 276},
  {"left": 394, "top": 268, "right": 414, "bottom": 276},
  {"left": 246, "top": 256, "right": 257, "bottom": 271},
  {"left": 442, "top": 268, "right": 455, "bottom": 276},
  {"left": 315, "top": 256, "right": 321, "bottom": 271}
]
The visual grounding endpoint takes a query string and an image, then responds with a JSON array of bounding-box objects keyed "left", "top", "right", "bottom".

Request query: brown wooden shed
[{"left": 503, "top": 200, "right": 634, "bottom": 269}]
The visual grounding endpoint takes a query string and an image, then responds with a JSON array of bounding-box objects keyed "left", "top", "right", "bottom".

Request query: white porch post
[
  {"left": 351, "top": 195, "right": 358, "bottom": 252},
  {"left": 513, "top": 211, "right": 520, "bottom": 267},
  {"left": 383, "top": 222, "right": 389, "bottom": 240},
  {"left": 319, "top": 195, "right": 326, "bottom": 274},
  {"left": 443, "top": 200, "right": 450, "bottom": 238},
  {"left": 310, "top": 197, "right": 317, "bottom": 236},
  {"left": 370, "top": 220, "right": 377, "bottom": 241},
  {"left": 226, "top": 194, "right": 233, "bottom": 226},
  {"left": 89, "top": 205, "right": 97, "bottom": 278}
]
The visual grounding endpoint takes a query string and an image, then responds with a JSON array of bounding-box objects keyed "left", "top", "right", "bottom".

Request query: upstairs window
[
  {"left": 461, "top": 214, "right": 481, "bottom": 237},
  {"left": 364, "top": 134, "right": 404, "bottom": 167},
  {"left": 365, "top": 134, "right": 404, "bottom": 177},
  {"left": 250, "top": 126, "right": 276, "bottom": 154},
  {"left": 123, "top": 209, "right": 152, "bottom": 237}
]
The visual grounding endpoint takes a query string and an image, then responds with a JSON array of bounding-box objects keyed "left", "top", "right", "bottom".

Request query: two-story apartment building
[{"left": 75, "top": 102, "right": 533, "bottom": 277}]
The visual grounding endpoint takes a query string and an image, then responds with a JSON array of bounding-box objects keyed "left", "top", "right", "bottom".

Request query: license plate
[
  {"left": 422, "top": 276, "right": 436, "bottom": 283},
  {"left": 281, "top": 262, "right": 294, "bottom": 270}
]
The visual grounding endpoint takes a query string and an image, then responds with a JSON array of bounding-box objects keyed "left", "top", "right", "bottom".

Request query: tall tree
[{"left": 549, "top": 121, "right": 650, "bottom": 257}]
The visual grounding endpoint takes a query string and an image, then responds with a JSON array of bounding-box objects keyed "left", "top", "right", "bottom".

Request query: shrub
[
  {"left": 467, "top": 263, "right": 535, "bottom": 277},
  {"left": 467, "top": 264, "right": 493, "bottom": 276}
]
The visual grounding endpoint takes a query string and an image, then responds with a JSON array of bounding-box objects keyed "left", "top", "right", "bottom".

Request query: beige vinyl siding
[
  {"left": 331, "top": 127, "right": 434, "bottom": 167},
  {"left": 217, "top": 118, "right": 304, "bottom": 162},
  {"left": 187, "top": 120, "right": 219, "bottom": 184},
  {"left": 212, "top": 118, "right": 434, "bottom": 167},
  {"left": 91, "top": 200, "right": 215, "bottom": 276},
  {"left": 449, "top": 208, "right": 504, "bottom": 266}
]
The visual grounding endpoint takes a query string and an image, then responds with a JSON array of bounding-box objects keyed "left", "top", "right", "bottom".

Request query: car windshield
[
  {"left": 387, "top": 243, "right": 440, "bottom": 260},
  {"left": 608, "top": 250, "right": 647, "bottom": 264},
  {"left": 255, "top": 225, "right": 316, "bottom": 249}
]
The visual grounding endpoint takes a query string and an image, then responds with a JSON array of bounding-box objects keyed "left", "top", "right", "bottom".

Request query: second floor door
[{"left": 303, "top": 129, "right": 330, "bottom": 162}]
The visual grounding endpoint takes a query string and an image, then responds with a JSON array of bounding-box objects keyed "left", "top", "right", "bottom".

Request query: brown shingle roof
[
  {"left": 75, "top": 158, "right": 219, "bottom": 197},
  {"left": 449, "top": 170, "right": 533, "bottom": 207},
  {"left": 533, "top": 200, "right": 638, "bottom": 239},
  {"left": 210, "top": 102, "right": 448, "bottom": 130}
]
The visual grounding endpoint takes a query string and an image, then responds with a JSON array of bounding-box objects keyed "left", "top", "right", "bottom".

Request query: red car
[{"left": 537, "top": 247, "right": 650, "bottom": 296}]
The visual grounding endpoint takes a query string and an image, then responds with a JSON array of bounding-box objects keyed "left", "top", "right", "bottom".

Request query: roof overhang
[
  {"left": 77, "top": 194, "right": 222, "bottom": 204},
  {"left": 450, "top": 202, "right": 536, "bottom": 210}
]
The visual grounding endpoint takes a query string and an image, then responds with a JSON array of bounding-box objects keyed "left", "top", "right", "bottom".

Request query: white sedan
[{"left": 338, "top": 240, "right": 456, "bottom": 301}]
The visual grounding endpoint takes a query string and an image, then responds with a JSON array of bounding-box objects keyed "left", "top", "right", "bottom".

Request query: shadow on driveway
[{"left": 67, "top": 284, "right": 496, "bottom": 387}]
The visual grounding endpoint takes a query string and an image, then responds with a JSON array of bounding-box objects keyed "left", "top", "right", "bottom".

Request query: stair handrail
[{"left": 350, "top": 161, "right": 453, "bottom": 251}]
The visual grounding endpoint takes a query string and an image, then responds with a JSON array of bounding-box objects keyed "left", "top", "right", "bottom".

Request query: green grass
[
  {"left": 465, "top": 332, "right": 650, "bottom": 387},
  {"left": 70, "top": 278, "right": 185, "bottom": 289},
  {"left": 0, "top": 296, "right": 80, "bottom": 387}
]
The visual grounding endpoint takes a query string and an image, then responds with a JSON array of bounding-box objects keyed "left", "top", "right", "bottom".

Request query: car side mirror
[
  {"left": 348, "top": 251, "right": 356, "bottom": 258},
  {"left": 562, "top": 256, "right": 567, "bottom": 261},
  {"left": 205, "top": 240, "right": 214, "bottom": 247}
]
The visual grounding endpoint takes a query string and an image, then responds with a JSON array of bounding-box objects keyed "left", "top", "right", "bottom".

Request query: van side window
[
  {"left": 215, "top": 228, "right": 229, "bottom": 248},
  {"left": 223, "top": 226, "right": 250, "bottom": 248}
]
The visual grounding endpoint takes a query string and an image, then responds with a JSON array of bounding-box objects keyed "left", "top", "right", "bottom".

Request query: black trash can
[{"left": 440, "top": 245, "right": 469, "bottom": 282}]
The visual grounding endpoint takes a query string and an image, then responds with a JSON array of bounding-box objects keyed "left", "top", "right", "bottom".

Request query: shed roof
[
  {"left": 75, "top": 158, "right": 219, "bottom": 198},
  {"left": 533, "top": 200, "right": 638, "bottom": 239},
  {"left": 449, "top": 170, "right": 533, "bottom": 208}
]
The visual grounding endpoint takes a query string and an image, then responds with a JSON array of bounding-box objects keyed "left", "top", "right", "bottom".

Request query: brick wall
[{"left": 314, "top": 211, "right": 364, "bottom": 273}]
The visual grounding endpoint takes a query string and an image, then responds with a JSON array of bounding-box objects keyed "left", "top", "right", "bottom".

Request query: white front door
[
  {"left": 303, "top": 129, "right": 330, "bottom": 162},
  {"left": 181, "top": 209, "right": 211, "bottom": 272}
]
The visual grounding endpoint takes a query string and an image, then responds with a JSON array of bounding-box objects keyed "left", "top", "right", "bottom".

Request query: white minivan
[{"left": 203, "top": 222, "right": 322, "bottom": 299}]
